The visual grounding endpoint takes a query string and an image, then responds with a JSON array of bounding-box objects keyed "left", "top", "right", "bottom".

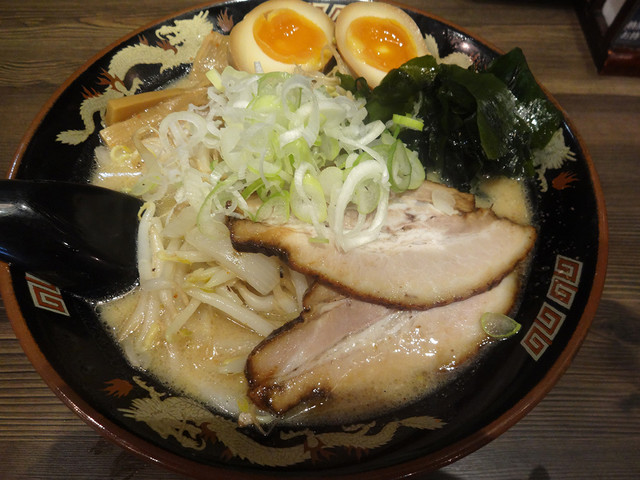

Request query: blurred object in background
[{"left": 576, "top": 0, "right": 640, "bottom": 75}]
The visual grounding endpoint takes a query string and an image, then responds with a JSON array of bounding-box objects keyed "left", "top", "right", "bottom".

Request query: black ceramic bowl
[{"left": 1, "top": 1, "right": 607, "bottom": 478}]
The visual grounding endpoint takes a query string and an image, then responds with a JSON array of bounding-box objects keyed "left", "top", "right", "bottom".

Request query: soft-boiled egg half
[
  {"left": 336, "top": 2, "right": 428, "bottom": 87},
  {"left": 229, "top": 0, "right": 335, "bottom": 74}
]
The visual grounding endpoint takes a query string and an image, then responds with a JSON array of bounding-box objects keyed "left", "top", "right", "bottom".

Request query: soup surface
[
  {"left": 91, "top": 11, "right": 553, "bottom": 425},
  {"left": 97, "top": 172, "right": 533, "bottom": 425}
]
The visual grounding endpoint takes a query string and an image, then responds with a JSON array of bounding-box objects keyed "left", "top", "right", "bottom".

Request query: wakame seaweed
[{"left": 340, "top": 48, "right": 563, "bottom": 191}]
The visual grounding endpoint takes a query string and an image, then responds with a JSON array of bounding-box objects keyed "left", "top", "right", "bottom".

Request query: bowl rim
[{"left": 0, "top": 0, "right": 609, "bottom": 478}]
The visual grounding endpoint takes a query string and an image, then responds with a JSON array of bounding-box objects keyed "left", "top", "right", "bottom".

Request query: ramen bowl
[{"left": 0, "top": 1, "right": 607, "bottom": 478}]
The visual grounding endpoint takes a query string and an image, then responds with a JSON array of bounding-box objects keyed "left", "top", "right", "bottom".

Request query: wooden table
[{"left": 1, "top": 0, "right": 638, "bottom": 478}]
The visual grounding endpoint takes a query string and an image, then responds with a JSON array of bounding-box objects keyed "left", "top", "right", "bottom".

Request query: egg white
[
  {"left": 229, "top": 0, "right": 335, "bottom": 74},
  {"left": 335, "top": 2, "right": 428, "bottom": 87}
]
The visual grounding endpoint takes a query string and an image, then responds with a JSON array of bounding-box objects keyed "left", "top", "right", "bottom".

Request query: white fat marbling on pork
[
  {"left": 246, "top": 274, "right": 520, "bottom": 417},
  {"left": 230, "top": 181, "right": 535, "bottom": 309}
]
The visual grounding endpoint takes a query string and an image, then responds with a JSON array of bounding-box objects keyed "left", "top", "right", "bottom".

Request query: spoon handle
[{"left": 0, "top": 180, "right": 142, "bottom": 297}]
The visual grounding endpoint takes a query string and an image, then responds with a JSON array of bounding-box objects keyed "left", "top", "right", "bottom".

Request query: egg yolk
[
  {"left": 253, "top": 8, "right": 329, "bottom": 68},
  {"left": 346, "top": 16, "right": 417, "bottom": 71}
]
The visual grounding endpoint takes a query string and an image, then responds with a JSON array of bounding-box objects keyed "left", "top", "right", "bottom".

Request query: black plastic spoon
[{"left": 0, "top": 179, "right": 143, "bottom": 298}]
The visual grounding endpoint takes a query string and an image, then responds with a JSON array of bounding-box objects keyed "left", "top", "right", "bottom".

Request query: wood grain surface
[{"left": 1, "top": 1, "right": 639, "bottom": 479}]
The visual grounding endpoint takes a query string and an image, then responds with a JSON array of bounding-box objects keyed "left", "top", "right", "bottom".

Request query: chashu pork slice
[
  {"left": 246, "top": 274, "right": 520, "bottom": 416},
  {"left": 230, "top": 181, "right": 536, "bottom": 310}
]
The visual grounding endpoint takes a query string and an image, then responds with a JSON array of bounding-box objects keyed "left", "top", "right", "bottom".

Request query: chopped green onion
[
  {"left": 205, "top": 69, "right": 223, "bottom": 91},
  {"left": 290, "top": 171, "right": 327, "bottom": 224},
  {"left": 249, "top": 93, "right": 280, "bottom": 112},
  {"left": 309, "top": 236, "right": 330, "bottom": 244},
  {"left": 242, "top": 178, "right": 265, "bottom": 199},
  {"left": 136, "top": 67, "right": 426, "bottom": 250},
  {"left": 481, "top": 312, "right": 522, "bottom": 338},
  {"left": 392, "top": 113, "right": 424, "bottom": 131},
  {"left": 406, "top": 147, "right": 426, "bottom": 190},
  {"left": 386, "top": 139, "right": 425, "bottom": 193},
  {"left": 353, "top": 177, "right": 381, "bottom": 214},
  {"left": 258, "top": 71, "right": 290, "bottom": 95},
  {"left": 256, "top": 192, "right": 290, "bottom": 223},
  {"left": 318, "top": 166, "right": 344, "bottom": 202}
]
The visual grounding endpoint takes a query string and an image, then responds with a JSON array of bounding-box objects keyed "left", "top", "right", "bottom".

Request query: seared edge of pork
[
  {"left": 230, "top": 182, "right": 536, "bottom": 310},
  {"left": 246, "top": 273, "right": 521, "bottom": 415}
]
